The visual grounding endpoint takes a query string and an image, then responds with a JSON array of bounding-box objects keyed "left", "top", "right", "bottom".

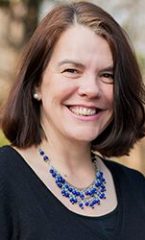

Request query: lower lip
[{"left": 66, "top": 107, "right": 103, "bottom": 121}]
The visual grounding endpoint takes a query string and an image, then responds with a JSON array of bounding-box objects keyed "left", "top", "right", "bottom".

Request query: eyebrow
[
  {"left": 57, "top": 60, "right": 84, "bottom": 68},
  {"left": 100, "top": 66, "right": 114, "bottom": 72},
  {"left": 57, "top": 59, "right": 114, "bottom": 71}
]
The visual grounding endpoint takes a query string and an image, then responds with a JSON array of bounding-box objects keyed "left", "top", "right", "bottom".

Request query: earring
[{"left": 33, "top": 93, "right": 41, "bottom": 101}]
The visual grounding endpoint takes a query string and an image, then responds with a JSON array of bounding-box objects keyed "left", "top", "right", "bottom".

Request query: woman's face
[{"left": 38, "top": 24, "right": 114, "bottom": 145}]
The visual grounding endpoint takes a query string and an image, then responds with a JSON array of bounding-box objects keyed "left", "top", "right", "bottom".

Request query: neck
[
  {"left": 40, "top": 120, "right": 93, "bottom": 172},
  {"left": 41, "top": 139, "right": 91, "bottom": 169}
]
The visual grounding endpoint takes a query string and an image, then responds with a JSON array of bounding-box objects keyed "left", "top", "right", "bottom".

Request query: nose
[{"left": 78, "top": 74, "right": 101, "bottom": 99}]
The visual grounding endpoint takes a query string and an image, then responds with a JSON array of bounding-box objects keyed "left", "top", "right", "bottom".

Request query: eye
[
  {"left": 62, "top": 68, "right": 79, "bottom": 74},
  {"left": 103, "top": 73, "right": 114, "bottom": 78},
  {"left": 100, "top": 72, "right": 114, "bottom": 84},
  {"left": 61, "top": 68, "right": 81, "bottom": 78}
]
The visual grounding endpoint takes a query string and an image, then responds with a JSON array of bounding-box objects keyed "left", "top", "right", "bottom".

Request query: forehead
[{"left": 48, "top": 24, "right": 113, "bottom": 68}]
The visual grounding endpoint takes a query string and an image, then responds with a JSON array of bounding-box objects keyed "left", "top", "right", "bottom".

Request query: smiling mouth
[{"left": 68, "top": 106, "right": 102, "bottom": 116}]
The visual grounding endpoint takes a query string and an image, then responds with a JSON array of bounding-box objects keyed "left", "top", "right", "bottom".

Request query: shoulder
[
  {"left": 0, "top": 145, "right": 27, "bottom": 203},
  {"left": 0, "top": 145, "right": 15, "bottom": 158},
  {"left": 105, "top": 158, "right": 145, "bottom": 176},
  {"left": 0, "top": 146, "right": 14, "bottom": 205},
  {"left": 104, "top": 158, "right": 145, "bottom": 191},
  {"left": 0, "top": 145, "right": 16, "bottom": 164},
  {"left": 0, "top": 145, "right": 21, "bottom": 177},
  {"left": 0, "top": 146, "right": 20, "bottom": 237},
  {"left": 0, "top": 145, "right": 12, "bottom": 168},
  {"left": 0, "top": 144, "right": 21, "bottom": 159}
]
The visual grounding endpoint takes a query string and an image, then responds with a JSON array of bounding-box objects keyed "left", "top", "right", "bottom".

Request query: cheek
[
  {"left": 40, "top": 80, "right": 78, "bottom": 106},
  {"left": 103, "top": 86, "right": 114, "bottom": 107}
]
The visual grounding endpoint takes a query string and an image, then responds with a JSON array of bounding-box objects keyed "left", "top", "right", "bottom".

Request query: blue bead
[
  {"left": 80, "top": 194, "right": 85, "bottom": 199},
  {"left": 56, "top": 176, "right": 65, "bottom": 183},
  {"left": 75, "top": 191, "right": 80, "bottom": 196},
  {"left": 39, "top": 150, "right": 45, "bottom": 155},
  {"left": 95, "top": 181, "right": 101, "bottom": 187},
  {"left": 56, "top": 182, "right": 63, "bottom": 188},
  {"left": 50, "top": 169, "right": 54, "bottom": 174},
  {"left": 72, "top": 189, "right": 78, "bottom": 195},
  {"left": 70, "top": 198, "right": 77, "bottom": 204},
  {"left": 68, "top": 187, "right": 73, "bottom": 192},
  {"left": 43, "top": 156, "right": 49, "bottom": 161},
  {"left": 85, "top": 191, "right": 90, "bottom": 195},
  {"left": 97, "top": 171, "right": 103, "bottom": 178},
  {"left": 61, "top": 191, "right": 69, "bottom": 198},
  {"left": 89, "top": 202, "right": 94, "bottom": 207},
  {"left": 101, "top": 186, "right": 106, "bottom": 192},
  {"left": 85, "top": 202, "right": 89, "bottom": 206},
  {"left": 61, "top": 191, "right": 65, "bottom": 196},
  {"left": 65, "top": 192, "right": 70, "bottom": 198},
  {"left": 93, "top": 199, "right": 98, "bottom": 204},
  {"left": 65, "top": 184, "right": 69, "bottom": 189},
  {"left": 79, "top": 203, "right": 84, "bottom": 209},
  {"left": 100, "top": 193, "right": 105, "bottom": 199},
  {"left": 91, "top": 188, "right": 96, "bottom": 194},
  {"left": 49, "top": 169, "right": 57, "bottom": 178},
  {"left": 100, "top": 171, "right": 103, "bottom": 176},
  {"left": 52, "top": 172, "right": 57, "bottom": 177}
]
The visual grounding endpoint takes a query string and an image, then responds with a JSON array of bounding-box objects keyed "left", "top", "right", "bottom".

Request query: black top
[{"left": 0, "top": 145, "right": 145, "bottom": 240}]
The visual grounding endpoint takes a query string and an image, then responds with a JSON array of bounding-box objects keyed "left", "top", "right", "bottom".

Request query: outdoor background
[{"left": 0, "top": 0, "right": 145, "bottom": 174}]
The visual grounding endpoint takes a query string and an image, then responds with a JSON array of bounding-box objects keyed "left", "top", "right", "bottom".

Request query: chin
[{"left": 69, "top": 131, "right": 101, "bottom": 144}]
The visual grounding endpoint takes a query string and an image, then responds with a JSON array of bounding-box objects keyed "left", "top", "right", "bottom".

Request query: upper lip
[{"left": 65, "top": 104, "right": 103, "bottom": 109}]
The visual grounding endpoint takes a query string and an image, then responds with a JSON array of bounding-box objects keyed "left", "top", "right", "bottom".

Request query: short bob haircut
[{"left": 2, "top": 1, "right": 145, "bottom": 157}]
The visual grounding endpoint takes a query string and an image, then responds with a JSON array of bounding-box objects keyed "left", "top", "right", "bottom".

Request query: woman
[{"left": 0, "top": 1, "right": 145, "bottom": 239}]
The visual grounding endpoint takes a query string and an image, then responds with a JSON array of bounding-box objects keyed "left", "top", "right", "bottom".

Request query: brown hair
[{"left": 2, "top": 1, "right": 145, "bottom": 157}]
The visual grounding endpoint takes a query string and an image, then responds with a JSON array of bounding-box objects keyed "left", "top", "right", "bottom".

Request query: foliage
[
  {"left": 0, "top": 0, "right": 10, "bottom": 6},
  {"left": 0, "top": 129, "right": 9, "bottom": 147},
  {"left": 138, "top": 54, "right": 145, "bottom": 78}
]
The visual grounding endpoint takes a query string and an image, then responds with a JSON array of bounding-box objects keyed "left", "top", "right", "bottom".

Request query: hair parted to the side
[{"left": 1, "top": 1, "right": 145, "bottom": 157}]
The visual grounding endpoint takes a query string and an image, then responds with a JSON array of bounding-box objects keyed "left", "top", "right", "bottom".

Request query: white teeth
[{"left": 69, "top": 106, "right": 96, "bottom": 116}]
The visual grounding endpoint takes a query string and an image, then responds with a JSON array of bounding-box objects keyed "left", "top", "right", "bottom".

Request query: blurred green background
[{"left": 0, "top": 130, "right": 9, "bottom": 145}]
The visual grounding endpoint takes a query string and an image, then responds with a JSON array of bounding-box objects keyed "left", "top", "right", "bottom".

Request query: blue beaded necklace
[{"left": 39, "top": 149, "right": 107, "bottom": 209}]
